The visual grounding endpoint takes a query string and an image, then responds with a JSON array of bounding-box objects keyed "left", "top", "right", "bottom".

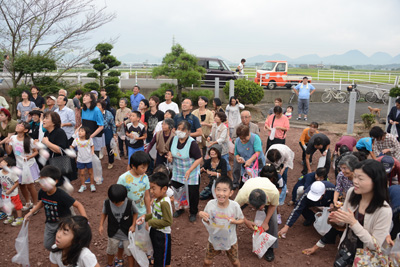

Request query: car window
[
  {"left": 209, "top": 60, "right": 221, "bottom": 70},
  {"left": 198, "top": 60, "right": 206, "bottom": 68},
  {"left": 276, "top": 63, "right": 285, "bottom": 72}
]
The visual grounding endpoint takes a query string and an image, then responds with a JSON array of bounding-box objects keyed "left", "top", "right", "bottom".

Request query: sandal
[{"left": 114, "top": 259, "right": 124, "bottom": 267}]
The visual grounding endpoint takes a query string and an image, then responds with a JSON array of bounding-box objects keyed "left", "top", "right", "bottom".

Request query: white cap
[{"left": 307, "top": 181, "right": 326, "bottom": 201}]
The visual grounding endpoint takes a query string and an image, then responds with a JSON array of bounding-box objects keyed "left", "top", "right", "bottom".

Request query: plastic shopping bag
[
  {"left": 92, "top": 154, "right": 103, "bottom": 184},
  {"left": 211, "top": 179, "right": 216, "bottom": 199},
  {"left": 128, "top": 231, "right": 149, "bottom": 267},
  {"left": 21, "top": 160, "right": 33, "bottom": 184},
  {"left": 252, "top": 226, "right": 277, "bottom": 259},
  {"left": 110, "top": 138, "right": 121, "bottom": 160},
  {"left": 173, "top": 181, "right": 190, "bottom": 210},
  {"left": 11, "top": 221, "right": 30, "bottom": 266},
  {"left": 317, "top": 156, "right": 327, "bottom": 168},
  {"left": 391, "top": 125, "right": 398, "bottom": 138},
  {"left": 254, "top": 211, "right": 267, "bottom": 226},
  {"left": 134, "top": 224, "right": 153, "bottom": 254},
  {"left": 269, "top": 128, "right": 276, "bottom": 141},
  {"left": 38, "top": 121, "right": 44, "bottom": 142},
  {"left": 384, "top": 233, "right": 400, "bottom": 267},
  {"left": 1, "top": 197, "right": 14, "bottom": 215},
  {"left": 313, "top": 207, "right": 332, "bottom": 236},
  {"left": 202, "top": 220, "right": 232, "bottom": 251}
]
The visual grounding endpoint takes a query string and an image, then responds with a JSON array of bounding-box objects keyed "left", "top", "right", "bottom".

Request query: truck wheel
[
  {"left": 286, "top": 84, "right": 292, "bottom": 89},
  {"left": 267, "top": 81, "right": 276, "bottom": 90}
]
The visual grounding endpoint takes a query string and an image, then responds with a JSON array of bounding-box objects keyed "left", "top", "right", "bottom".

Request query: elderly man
[
  {"left": 235, "top": 177, "right": 280, "bottom": 262},
  {"left": 44, "top": 96, "right": 57, "bottom": 112},
  {"left": 58, "top": 89, "right": 74, "bottom": 110},
  {"left": 173, "top": 98, "right": 202, "bottom": 138},
  {"left": 130, "top": 85, "right": 145, "bottom": 111},
  {"left": 294, "top": 77, "right": 315, "bottom": 121},
  {"left": 55, "top": 96, "right": 76, "bottom": 144},
  {"left": 231, "top": 110, "right": 260, "bottom": 189}
]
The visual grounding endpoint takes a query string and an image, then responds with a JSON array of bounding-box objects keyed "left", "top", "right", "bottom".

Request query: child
[
  {"left": 70, "top": 126, "right": 95, "bottom": 193},
  {"left": 137, "top": 172, "right": 173, "bottom": 267},
  {"left": 24, "top": 165, "right": 87, "bottom": 250},
  {"left": 285, "top": 106, "right": 293, "bottom": 119},
  {"left": 5, "top": 121, "right": 39, "bottom": 212},
  {"left": 199, "top": 176, "right": 244, "bottom": 267},
  {"left": 49, "top": 216, "right": 100, "bottom": 267},
  {"left": 138, "top": 99, "right": 149, "bottom": 126},
  {"left": 125, "top": 111, "right": 146, "bottom": 165},
  {"left": 117, "top": 151, "right": 151, "bottom": 218},
  {"left": 99, "top": 184, "right": 138, "bottom": 267},
  {"left": 28, "top": 110, "right": 43, "bottom": 140},
  {"left": 0, "top": 157, "right": 23, "bottom": 226},
  {"left": 225, "top": 96, "right": 245, "bottom": 138}
]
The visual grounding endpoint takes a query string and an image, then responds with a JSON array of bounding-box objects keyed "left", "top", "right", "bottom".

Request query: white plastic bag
[
  {"left": 254, "top": 211, "right": 266, "bottom": 226},
  {"left": 318, "top": 156, "right": 327, "bottom": 168},
  {"left": 211, "top": 179, "right": 216, "bottom": 199},
  {"left": 21, "top": 160, "right": 33, "bottom": 184},
  {"left": 12, "top": 221, "right": 30, "bottom": 266},
  {"left": 269, "top": 128, "right": 276, "bottom": 141},
  {"left": 134, "top": 224, "right": 153, "bottom": 254},
  {"left": 252, "top": 227, "right": 277, "bottom": 259},
  {"left": 128, "top": 231, "right": 149, "bottom": 267},
  {"left": 313, "top": 207, "right": 332, "bottom": 236},
  {"left": 173, "top": 181, "right": 190, "bottom": 210},
  {"left": 110, "top": 138, "right": 121, "bottom": 160},
  {"left": 38, "top": 121, "right": 44, "bottom": 142},
  {"left": 1, "top": 197, "right": 14, "bottom": 215},
  {"left": 202, "top": 220, "right": 232, "bottom": 251},
  {"left": 389, "top": 233, "right": 400, "bottom": 267},
  {"left": 391, "top": 125, "right": 398, "bottom": 138},
  {"left": 92, "top": 154, "right": 103, "bottom": 184}
]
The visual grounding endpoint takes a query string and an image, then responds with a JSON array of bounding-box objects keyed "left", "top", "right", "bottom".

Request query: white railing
[{"left": 317, "top": 69, "right": 400, "bottom": 83}]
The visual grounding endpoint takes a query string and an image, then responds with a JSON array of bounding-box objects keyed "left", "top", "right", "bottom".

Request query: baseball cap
[
  {"left": 46, "top": 95, "right": 56, "bottom": 101},
  {"left": 381, "top": 156, "right": 394, "bottom": 174},
  {"left": 307, "top": 181, "right": 326, "bottom": 201}
]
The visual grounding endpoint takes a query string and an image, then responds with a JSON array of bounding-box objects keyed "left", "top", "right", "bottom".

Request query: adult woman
[
  {"left": 167, "top": 120, "right": 202, "bottom": 222},
  {"left": 115, "top": 98, "right": 130, "bottom": 159},
  {"left": 81, "top": 92, "right": 104, "bottom": 155},
  {"left": 234, "top": 124, "right": 265, "bottom": 186},
  {"left": 42, "top": 112, "right": 69, "bottom": 158},
  {"left": 199, "top": 144, "right": 227, "bottom": 200},
  {"left": 329, "top": 160, "right": 392, "bottom": 266},
  {"left": 99, "top": 88, "right": 111, "bottom": 112},
  {"left": 192, "top": 96, "right": 214, "bottom": 155},
  {"left": 146, "top": 118, "right": 175, "bottom": 166},
  {"left": 212, "top": 98, "right": 224, "bottom": 114},
  {"left": 0, "top": 108, "right": 17, "bottom": 145},
  {"left": 264, "top": 106, "right": 290, "bottom": 152},
  {"left": 226, "top": 96, "right": 244, "bottom": 138},
  {"left": 17, "top": 90, "right": 37, "bottom": 122},
  {"left": 97, "top": 100, "right": 116, "bottom": 169},
  {"left": 153, "top": 109, "right": 176, "bottom": 135}
]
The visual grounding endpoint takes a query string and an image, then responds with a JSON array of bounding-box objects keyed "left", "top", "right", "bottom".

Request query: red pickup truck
[{"left": 254, "top": 60, "right": 312, "bottom": 89}]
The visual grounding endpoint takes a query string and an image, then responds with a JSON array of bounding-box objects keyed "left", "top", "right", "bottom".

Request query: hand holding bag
[
  {"left": 242, "top": 156, "right": 259, "bottom": 183},
  {"left": 173, "top": 181, "right": 190, "bottom": 210},
  {"left": 202, "top": 219, "right": 232, "bottom": 251},
  {"left": 353, "top": 236, "right": 395, "bottom": 267},
  {"left": 48, "top": 149, "right": 72, "bottom": 175},
  {"left": 313, "top": 207, "right": 332, "bottom": 236},
  {"left": 11, "top": 221, "right": 30, "bottom": 266},
  {"left": 252, "top": 226, "right": 277, "bottom": 259}
]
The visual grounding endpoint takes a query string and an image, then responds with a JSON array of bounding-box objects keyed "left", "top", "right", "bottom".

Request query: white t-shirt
[
  {"left": 238, "top": 63, "right": 244, "bottom": 74},
  {"left": 9, "top": 135, "right": 37, "bottom": 168},
  {"left": 49, "top": 247, "right": 98, "bottom": 267},
  {"left": 158, "top": 101, "right": 179, "bottom": 114},
  {"left": 72, "top": 138, "right": 94, "bottom": 163},
  {"left": 0, "top": 170, "right": 19, "bottom": 197}
]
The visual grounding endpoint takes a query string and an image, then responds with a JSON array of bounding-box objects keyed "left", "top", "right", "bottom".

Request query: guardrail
[{"left": 317, "top": 69, "right": 400, "bottom": 83}]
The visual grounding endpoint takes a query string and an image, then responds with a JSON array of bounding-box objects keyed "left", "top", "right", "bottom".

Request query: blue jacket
[{"left": 389, "top": 185, "right": 400, "bottom": 216}]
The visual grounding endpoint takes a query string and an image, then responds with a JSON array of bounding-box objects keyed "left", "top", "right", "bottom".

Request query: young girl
[
  {"left": 5, "top": 121, "right": 39, "bottom": 212},
  {"left": 138, "top": 99, "right": 149, "bottom": 126},
  {"left": 50, "top": 216, "right": 99, "bottom": 267},
  {"left": 225, "top": 96, "right": 244, "bottom": 138},
  {"left": 71, "top": 127, "right": 95, "bottom": 193},
  {"left": 285, "top": 106, "right": 293, "bottom": 119}
]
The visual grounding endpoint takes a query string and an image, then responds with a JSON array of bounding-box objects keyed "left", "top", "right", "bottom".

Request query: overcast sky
[{"left": 89, "top": 0, "right": 400, "bottom": 62}]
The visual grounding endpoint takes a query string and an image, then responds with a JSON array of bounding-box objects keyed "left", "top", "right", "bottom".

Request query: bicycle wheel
[
  {"left": 365, "top": 91, "right": 377, "bottom": 103},
  {"left": 356, "top": 89, "right": 361, "bottom": 102},
  {"left": 321, "top": 92, "right": 332, "bottom": 103},
  {"left": 288, "top": 93, "right": 295, "bottom": 104},
  {"left": 346, "top": 90, "right": 362, "bottom": 103},
  {"left": 337, "top": 92, "right": 347, "bottom": 103},
  {"left": 382, "top": 92, "right": 389, "bottom": 104}
]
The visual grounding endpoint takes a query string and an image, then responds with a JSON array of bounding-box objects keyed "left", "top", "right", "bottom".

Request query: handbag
[
  {"left": 353, "top": 236, "right": 395, "bottom": 267},
  {"left": 48, "top": 149, "right": 73, "bottom": 175},
  {"left": 242, "top": 156, "right": 259, "bottom": 183}
]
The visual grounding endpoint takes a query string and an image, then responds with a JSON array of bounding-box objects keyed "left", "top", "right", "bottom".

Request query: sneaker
[
  {"left": 11, "top": 217, "right": 23, "bottom": 226},
  {"left": 90, "top": 184, "right": 96, "bottom": 192},
  {"left": 78, "top": 185, "right": 87, "bottom": 193},
  {"left": 0, "top": 212, "right": 7, "bottom": 220},
  {"left": 108, "top": 163, "right": 113, "bottom": 169},
  {"left": 173, "top": 209, "right": 184, "bottom": 218},
  {"left": 296, "top": 117, "right": 301, "bottom": 121},
  {"left": 3, "top": 215, "right": 14, "bottom": 224},
  {"left": 95, "top": 177, "right": 103, "bottom": 185},
  {"left": 189, "top": 214, "right": 197, "bottom": 222},
  {"left": 277, "top": 214, "right": 282, "bottom": 225},
  {"left": 199, "top": 187, "right": 212, "bottom": 200},
  {"left": 264, "top": 248, "right": 275, "bottom": 262},
  {"left": 84, "top": 178, "right": 91, "bottom": 184},
  {"left": 304, "top": 118, "right": 308, "bottom": 121},
  {"left": 21, "top": 202, "right": 33, "bottom": 212}
]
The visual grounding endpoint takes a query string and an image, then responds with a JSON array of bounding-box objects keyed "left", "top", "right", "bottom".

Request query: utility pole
[{"left": 172, "top": 35, "right": 175, "bottom": 46}]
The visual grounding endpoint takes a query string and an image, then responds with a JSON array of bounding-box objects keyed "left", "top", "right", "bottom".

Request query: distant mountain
[
  {"left": 118, "top": 53, "right": 162, "bottom": 64},
  {"left": 370, "top": 52, "right": 393, "bottom": 65}
]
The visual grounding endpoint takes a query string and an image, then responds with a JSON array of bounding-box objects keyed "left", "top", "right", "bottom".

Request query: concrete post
[
  {"left": 118, "top": 76, "right": 121, "bottom": 88},
  {"left": 77, "top": 72, "right": 81, "bottom": 84},
  {"left": 214, "top": 78, "right": 219, "bottom": 98},
  {"left": 135, "top": 71, "right": 138, "bottom": 86},
  {"left": 339, "top": 78, "right": 342, "bottom": 91},
  {"left": 347, "top": 91, "right": 356, "bottom": 134},
  {"left": 229, "top": 80, "right": 234, "bottom": 98}
]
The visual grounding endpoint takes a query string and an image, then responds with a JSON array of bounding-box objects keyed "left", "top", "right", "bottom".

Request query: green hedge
[{"left": 223, "top": 79, "right": 264, "bottom": 105}]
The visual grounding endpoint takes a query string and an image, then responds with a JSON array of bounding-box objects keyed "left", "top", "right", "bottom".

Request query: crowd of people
[{"left": 0, "top": 83, "right": 399, "bottom": 267}]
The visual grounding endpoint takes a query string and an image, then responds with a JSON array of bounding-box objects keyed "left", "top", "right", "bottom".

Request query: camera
[{"left": 334, "top": 248, "right": 353, "bottom": 267}]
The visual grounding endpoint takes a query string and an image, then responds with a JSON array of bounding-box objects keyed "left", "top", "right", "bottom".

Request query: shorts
[
  {"left": 150, "top": 227, "right": 171, "bottom": 266},
  {"left": 76, "top": 162, "right": 93, "bottom": 169},
  {"left": 106, "top": 237, "right": 131, "bottom": 256},
  {"left": 222, "top": 154, "right": 232, "bottom": 171},
  {"left": 2, "top": 194, "right": 23, "bottom": 211},
  {"left": 205, "top": 241, "right": 238, "bottom": 263}
]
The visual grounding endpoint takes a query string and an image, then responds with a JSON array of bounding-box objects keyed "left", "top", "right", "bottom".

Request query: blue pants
[{"left": 128, "top": 146, "right": 144, "bottom": 165}]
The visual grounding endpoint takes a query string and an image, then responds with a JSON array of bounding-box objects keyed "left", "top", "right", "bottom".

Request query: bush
[
  {"left": 108, "top": 70, "right": 121, "bottom": 77},
  {"left": 223, "top": 79, "right": 264, "bottom": 105},
  {"left": 84, "top": 82, "right": 100, "bottom": 91},
  {"left": 104, "top": 77, "right": 119, "bottom": 86},
  {"left": 361, "top": 113, "right": 375, "bottom": 129},
  {"left": 149, "top": 83, "right": 189, "bottom": 106},
  {"left": 87, "top": 72, "right": 98, "bottom": 78},
  {"left": 187, "top": 90, "right": 214, "bottom": 106},
  {"left": 389, "top": 86, "right": 400, "bottom": 98}
]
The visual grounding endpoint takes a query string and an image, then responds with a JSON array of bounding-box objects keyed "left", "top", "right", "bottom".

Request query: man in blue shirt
[
  {"left": 130, "top": 85, "right": 145, "bottom": 111},
  {"left": 294, "top": 77, "right": 315, "bottom": 121},
  {"left": 55, "top": 96, "right": 76, "bottom": 144},
  {"left": 173, "top": 98, "right": 202, "bottom": 138}
]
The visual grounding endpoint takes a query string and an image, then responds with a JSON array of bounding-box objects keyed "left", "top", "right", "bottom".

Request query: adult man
[
  {"left": 55, "top": 96, "right": 76, "bottom": 143},
  {"left": 387, "top": 98, "right": 400, "bottom": 141},
  {"left": 234, "top": 177, "right": 280, "bottom": 262},
  {"left": 130, "top": 85, "right": 145, "bottom": 111},
  {"left": 267, "top": 98, "right": 286, "bottom": 120},
  {"left": 237, "top": 58, "right": 246, "bottom": 77},
  {"left": 294, "top": 77, "right": 315, "bottom": 121},
  {"left": 29, "top": 86, "right": 45, "bottom": 111},
  {"left": 44, "top": 96, "right": 57, "bottom": 112},
  {"left": 58, "top": 89, "right": 74, "bottom": 110},
  {"left": 173, "top": 98, "right": 202, "bottom": 138},
  {"left": 299, "top": 122, "right": 319, "bottom": 174},
  {"left": 303, "top": 133, "right": 331, "bottom": 175},
  {"left": 158, "top": 89, "right": 179, "bottom": 113},
  {"left": 370, "top": 126, "right": 400, "bottom": 161},
  {"left": 278, "top": 181, "right": 335, "bottom": 238},
  {"left": 377, "top": 155, "right": 400, "bottom": 186},
  {"left": 232, "top": 110, "right": 260, "bottom": 189}
]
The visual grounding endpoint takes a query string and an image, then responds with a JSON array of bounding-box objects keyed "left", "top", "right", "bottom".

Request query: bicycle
[
  {"left": 288, "top": 87, "right": 296, "bottom": 104},
  {"left": 364, "top": 86, "right": 389, "bottom": 104},
  {"left": 345, "top": 84, "right": 361, "bottom": 102},
  {"left": 321, "top": 87, "right": 347, "bottom": 103}
]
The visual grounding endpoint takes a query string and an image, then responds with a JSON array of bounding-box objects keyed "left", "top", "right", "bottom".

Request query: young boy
[
  {"left": 199, "top": 176, "right": 244, "bottom": 267},
  {"left": 137, "top": 172, "right": 173, "bottom": 267},
  {"left": 99, "top": 184, "right": 138, "bottom": 267},
  {"left": 0, "top": 157, "right": 23, "bottom": 226},
  {"left": 24, "top": 165, "right": 87, "bottom": 250},
  {"left": 125, "top": 111, "right": 147, "bottom": 166}
]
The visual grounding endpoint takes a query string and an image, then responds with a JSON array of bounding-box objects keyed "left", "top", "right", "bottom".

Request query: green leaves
[{"left": 223, "top": 79, "right": 264, "bottom": 105}]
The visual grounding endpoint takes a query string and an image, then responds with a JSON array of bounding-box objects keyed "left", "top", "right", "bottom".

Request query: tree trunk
[{"left": 177, "top": 83, "right": 182, "bottom": 105}]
